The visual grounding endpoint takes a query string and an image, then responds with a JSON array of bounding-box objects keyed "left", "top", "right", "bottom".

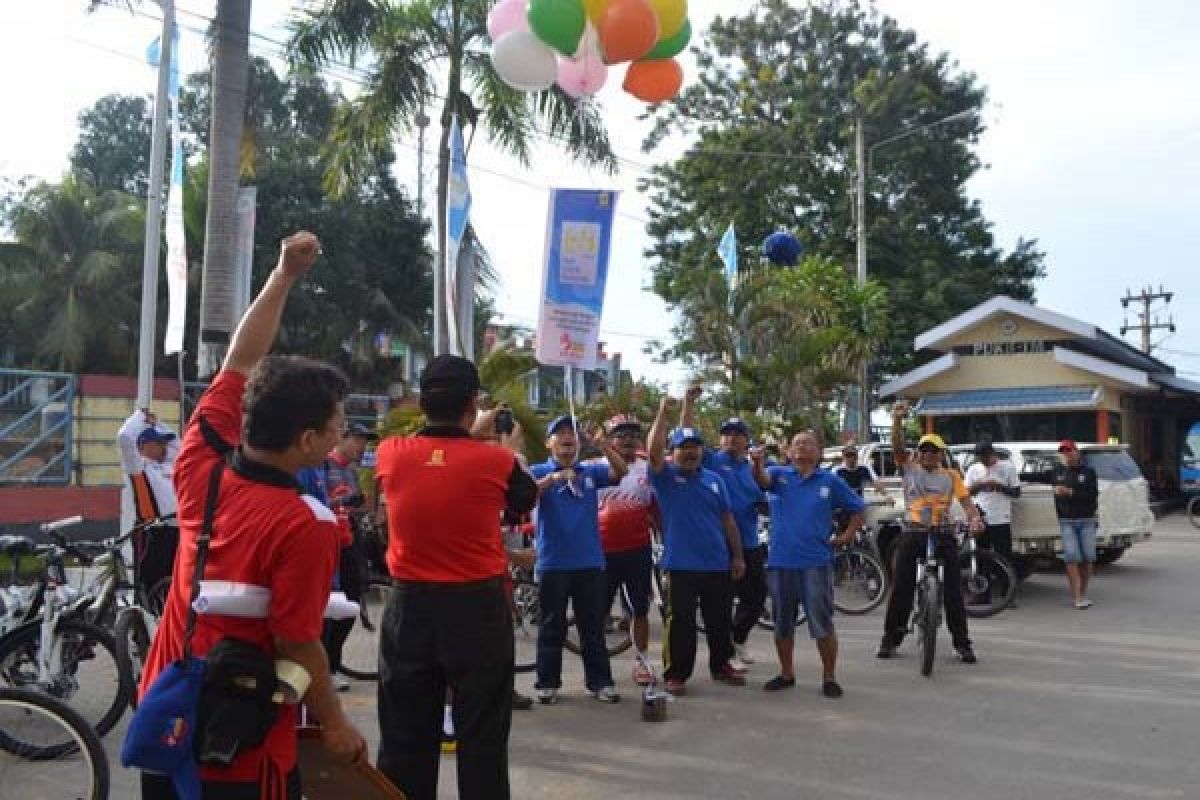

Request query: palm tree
[
  {"left": 0, "top": 176, "right": 144, "bottom": 372},
  {"left": 289, "top": 0, "right": 617, "bottom": 355}
]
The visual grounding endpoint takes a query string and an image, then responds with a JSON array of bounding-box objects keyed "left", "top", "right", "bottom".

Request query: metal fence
[
  {"left": 183, "top": 382, "right": 389, "bottom": 431},
  {"left": 0, "top": 369, "right": 76, "bottom": 485}
]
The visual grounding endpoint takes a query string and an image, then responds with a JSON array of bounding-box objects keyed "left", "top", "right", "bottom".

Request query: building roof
[
  {"left": 914, "top": 295, "right": 1096, "bottom": 352},
  {"left": 914, "top": 386, "right": 1102, "bottom": 416}
]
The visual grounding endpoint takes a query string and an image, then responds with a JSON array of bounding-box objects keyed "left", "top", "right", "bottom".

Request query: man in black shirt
[
  {"left": 834, "top": 446, "right": 888, "bottom": 497},
  {"left": 1028, "top": 440, "right": 1099, "bottom": 609}
]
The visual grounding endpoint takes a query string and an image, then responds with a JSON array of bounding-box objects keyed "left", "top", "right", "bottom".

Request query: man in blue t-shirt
[
  {"left": 752, "top": 430, "right": 865, "bottom": 698},
  {"left": 682, "top": 388, "right": 766, "bottom": 668},
  {"left": 647, "top": 396, "right": 747, "bottom": 696},
  {"left": 530, "top": 415, "right": 628, "bottom": 705}
]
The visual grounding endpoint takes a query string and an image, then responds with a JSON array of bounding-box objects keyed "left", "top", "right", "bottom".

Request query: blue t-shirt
[
  {"left": 530, "top": 460, "right": 613, "bottom": 572},
  {"left": 295, "top": 466, "right": 329, "bottom": 505},
  {"left": 704, "top": 449, "right": 764, "bottom": 550},
  {"left": 650, "top": 463, "right": 733, "bottom": 572},
  {"left": 765, "top": 466, "right": 865, "bottom": 569}
]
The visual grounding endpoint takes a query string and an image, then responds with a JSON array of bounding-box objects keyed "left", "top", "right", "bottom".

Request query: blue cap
[
  {"left": 137, "top": 427, "right": 176, "bottom": 448},
  {"left": 120, "top": 659, "right": 206, "bottom": 800},
  {"left": 546, "top": 415, "right": 577, "bottom": 436},
  {"left": 668, "top": 427, "right": 705, "bottom": 449},
  {"left": 719, "top": 417, "right": 752, "bottom": 437}
]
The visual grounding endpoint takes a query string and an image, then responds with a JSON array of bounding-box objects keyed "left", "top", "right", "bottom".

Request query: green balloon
[
  {"left": 527, "top": 0, "right": 587, "bottom": 57},
  {"left": 644, "top": 18, "right": 691, "bottom": 61}
]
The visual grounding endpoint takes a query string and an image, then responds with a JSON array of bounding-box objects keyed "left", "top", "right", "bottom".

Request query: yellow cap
[{"left": 917, "top": 433, "right": 947, "bottom": 451}]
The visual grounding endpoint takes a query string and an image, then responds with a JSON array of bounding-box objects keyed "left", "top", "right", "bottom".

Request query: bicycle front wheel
[
  {"left": 113, "top": 608, "right": 152, "bottom": 709},
  {"left": 960, "top": 550, "right": 1018, "bottom": 618},
  {"left": 564, "top": 610, "right": 633, "bottom": 658},
  {"left": 0, "top": 687, "right": 109, "bottom": 797},
  {"left": 917, "top": 574, "right": 940, "bottom": 678},
  {"left": 832, "top": 548, "right": 888, "bottom": 615},
  {"left": 338, "top": 580, "right": 389, "bottom": 681},
  {"left": 511, "top": 577, "right": 539, "bottom": 674}
]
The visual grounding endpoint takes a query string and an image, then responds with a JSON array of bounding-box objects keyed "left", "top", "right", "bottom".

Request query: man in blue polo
[
  {"left": 647, "top": 396, "right": 747, "bottom": 696},
  {"left": 752, "top": 430, "right": 865, "bottom": 698},
  {"left": 681, "top": 387, "right": 765, "bottom": 668},
  {"left": 530, "top": 415, "right": 628, "bottom": 705}
]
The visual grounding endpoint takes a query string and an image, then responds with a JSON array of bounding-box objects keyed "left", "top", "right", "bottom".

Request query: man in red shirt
[
  {"left": 374, "top": 355, "right": 537, "bottom": 800},
  {"left": 139, "top": 232, "right": 366, "bottom": 800}
]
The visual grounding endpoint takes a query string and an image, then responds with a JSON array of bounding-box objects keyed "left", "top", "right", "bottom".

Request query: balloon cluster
[{"left": 488, "top": 0, "right": 691, "bottom": 104}]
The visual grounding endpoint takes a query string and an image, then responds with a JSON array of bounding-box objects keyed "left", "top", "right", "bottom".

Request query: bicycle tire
[
  {"left": 832, "top": 548, "right": 888, "bottom": 615},
  {"left": 756, "top": 594, "right": 806, "bottom": 632},
  {"left": 1189, "top": 496, "right": 1200, "bottom": 529},
  {"left": 143, "top": 577, "right": 172, "bottom": 616},
  {"left": 511, "top": 577, "right": 538, "bottom": 674},
  {"left": 338, "top": 579, "right": 389, "bottom": 681},
  {"left": 918, "top": 574, "right": 940, "bottom": 678},
  {"left": 0, "top": 618, "right": 130, "bottom": 743},
  {"left": 564, "top": 611, "right": 634, "bottom": 658},
  {"left": 0, "top": 686, "right": 110, "bottom": 796},
  {"left": 960, "top": 550, "right": 1018, "bottom": 619},
  {"left": 113, "top": 608, "right": 152, "bottom": 710}
]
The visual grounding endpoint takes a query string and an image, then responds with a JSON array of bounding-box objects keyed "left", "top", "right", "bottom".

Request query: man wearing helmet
[{"left": 878, "top": 402, "right": 985, "bottom": 664}]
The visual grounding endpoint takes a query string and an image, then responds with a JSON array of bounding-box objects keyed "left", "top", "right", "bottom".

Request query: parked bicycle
[
  {"left": 111, "top": 516, "right": 180, "bottom": 708},
  {"left": 1187, "top": 495, "right": 1200, "bottom": 529},
  {"left": 0, "top": 686, "right": 109, "bottom": 798},
  {"left": 959, "top": 532, "right": 1018, "bottom": 618}
]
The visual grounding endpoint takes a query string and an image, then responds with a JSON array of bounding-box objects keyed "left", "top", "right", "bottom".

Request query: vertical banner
[
  {"left": 232, "top": 187, "right": 258, "bottom": 321},
  {"left": 153, "top": 27, "right": 189, "bottom": 355},
  {"left": 445, "top": 115, "right": 471, "bottom": 356},
  {"left": 717, "top": 222, "right": 738, "bottom": 286},
  {"left": 535, "top": 189, "right": 618, "bottom": 370}
]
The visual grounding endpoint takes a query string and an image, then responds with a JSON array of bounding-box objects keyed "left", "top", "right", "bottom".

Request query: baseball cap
[
  {"left": 719, "top": 417, "right": 752, "bottom": 437},
  {"left": 1058, "top": 439, "right": 1078, "bottom": 452},
  {"left": 419, "top": 355, "right": 481, "bottom": 394},
  {"left": 546, "top": 415, "right": 577, "bottom": 436},
  {"left": 344, "top": 422, "right": 379, "bottom": 441},
  {"left": 668, "top": 427, "right": 705, "bottom": 449},
  {"left": 917, "top": 433, "right": 947, "bottom": 451},
  {"left": 605, "top": 414, "right": 642, "bottom": 435},
  {"left": 137, "top": 427, "right": 176, "bottom": 448},
  {"left": 841, "top": 445, "right": 858, "bottom": 456},
  {"left": 974, "top": 441, "right": 995, "bottom": 456}
]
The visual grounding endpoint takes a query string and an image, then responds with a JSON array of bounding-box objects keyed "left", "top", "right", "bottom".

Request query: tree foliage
[{"left": 641, "top": 0, "right": 1045, "bottom": 380}]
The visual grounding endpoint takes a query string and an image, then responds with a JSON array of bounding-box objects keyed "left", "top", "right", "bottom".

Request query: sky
[{"left": 2, "top": 0, "right": 1199, "bottom": 390}]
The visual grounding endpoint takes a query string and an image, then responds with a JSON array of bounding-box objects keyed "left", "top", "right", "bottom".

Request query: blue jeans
[
  {"left": 767, "top": 565, "right": 834, "bottom": 640},
  {"left": 1059, "top": 519, "right": 1097, "bottom": 563},
  {"left": 535, "top": 568, "right": 614, "bottom": 692}
]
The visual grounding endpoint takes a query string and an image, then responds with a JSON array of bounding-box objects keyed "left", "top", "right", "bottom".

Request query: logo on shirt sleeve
[
  {"left": 820, "top": 486, "right": 831, "bottom": 498},
  {"left": 710, "top": 482, "right": 721, "bottom": 494}
]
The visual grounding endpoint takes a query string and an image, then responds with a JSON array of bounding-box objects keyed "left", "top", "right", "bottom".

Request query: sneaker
[
  {"left": 734, "top": 642, "right": 755, "bottom": 665},
  {"left": 712, "top": 664, "right": 746, "bottom": 686},
  {"left": 332, "top": 674, "right": 351, "bottom": 693},
  {"left": 590, "top": 685, "right": 621, "bottom": 704},
  {"left": 821, "top": 680, "right": 844, "bottom": 698},
  {"left": 1075, "top": 598, "right": 1093, "bottom": 609},
  {"left": 663, "top": 679, "right": 687, "bottom": 696},
  {"left": 536, "top": 687, "right": 559, "bottom": 705},
  {"left": 955, "top": 645, "right": 978, "bottom": 664},
  {"left": 725, "top": 658, "right": 748, "bottom": 675},
  {"left": 511, "top": 689, "right": 534, "bottom": 711},
  {"left": 632, "top": 662, "right": 655, "bottom": 687},
  {"left": 876, "top": 642, "right": 897, "bottom": 659},
  {"left": 763, "top": 675, "right": 796, "bottom": 692}
]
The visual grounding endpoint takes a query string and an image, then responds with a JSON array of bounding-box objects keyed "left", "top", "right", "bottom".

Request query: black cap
[
  {"left": 345, "top": 422, "right": 379, "bottom": 440},
  {"left": 420, "top": 355, "right": 481, "bottom": 394},
  {"left": 974, "top": 441, "right": 995, "bottom": 456}
]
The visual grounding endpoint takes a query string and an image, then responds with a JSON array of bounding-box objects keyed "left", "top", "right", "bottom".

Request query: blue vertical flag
[
  {"left": 717, "top": 222, "right": 738, "bottom": 285},
  {"left": 445, "top": 115, "right": 472, "bottom": 356}
]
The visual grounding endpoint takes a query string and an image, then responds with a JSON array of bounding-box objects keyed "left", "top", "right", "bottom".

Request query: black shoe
[
  {"left": 821, "top": 680, "right": 844, "bottom": 699},
  {"left": 956, "top": 645, "right": 977, "bottom": 664},
  {"left": 763, "top": 675, "right": 796, "bottom": 692},
  {"left": 876, "top": 643, "right": 897, "bottom": 659},
  {"left": 512, "top": 689, "right": 534, "bottom": 711}
]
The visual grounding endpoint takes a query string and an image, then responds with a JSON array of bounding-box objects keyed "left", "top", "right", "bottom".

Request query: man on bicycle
[
  {"left": 878, "top": 402, "right": 985, "bottom": 663},
  {"left": 594, "top": 414, "right": 659, "bottom": 686}
]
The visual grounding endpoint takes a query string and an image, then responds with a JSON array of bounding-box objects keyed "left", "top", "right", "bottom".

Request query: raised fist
[{"left": 279, "top": 231, "right": 321, "bottom": 279}]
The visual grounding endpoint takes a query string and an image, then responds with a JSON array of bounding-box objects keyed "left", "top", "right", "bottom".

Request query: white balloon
[{"left": 491, "top": 31, "right": 558, "bottom": 92}]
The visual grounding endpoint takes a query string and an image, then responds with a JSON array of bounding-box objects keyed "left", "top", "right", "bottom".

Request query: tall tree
[
  {"left": 289, "top": 0, "right": 618, "bottom": 353},
  {"left": 641, "top": 0, "right": 1045, "bottom": 379},
  {"left": 70, "top": 95, "right": 154, "bottom": 196}
]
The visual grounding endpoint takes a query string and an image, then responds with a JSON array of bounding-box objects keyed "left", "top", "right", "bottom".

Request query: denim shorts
[
  {"left": 1059, "top": 519, "right": 1098, "bottom": 564},
  {"left": 766, "top": 565, "right": 834, "bottom": 641}
]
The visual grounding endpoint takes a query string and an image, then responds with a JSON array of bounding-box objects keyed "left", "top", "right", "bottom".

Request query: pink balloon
[
  {"left": 556, "top": 27, "right": 608, "bottom": 97},
  {"left": 487, "top": 0, "right": 530, "bottom": 41}
]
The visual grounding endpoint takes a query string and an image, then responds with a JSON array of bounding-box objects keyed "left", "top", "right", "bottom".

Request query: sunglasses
[{"left": 917, "top": 445, "right": 941, "bottom": 454}]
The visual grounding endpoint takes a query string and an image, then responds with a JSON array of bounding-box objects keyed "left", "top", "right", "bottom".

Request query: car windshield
[
  {"left": 1018, "top": 451, "right": 1060, "bottom": 477},
  {"left": 1084, "top": 450, "right": 1143, "bottom": 481}
]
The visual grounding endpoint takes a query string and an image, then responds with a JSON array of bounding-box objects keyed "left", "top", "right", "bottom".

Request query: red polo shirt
[{"left": 139, "top": 370, "right": 340, "bottom": 790}]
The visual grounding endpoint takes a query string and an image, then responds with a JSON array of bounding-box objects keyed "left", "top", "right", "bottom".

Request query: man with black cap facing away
[
  {"left": 964, "top": 440, "right": 1021, "bottom": 606},
  {"left": 374, "top": 355, "right": 537, "bottom": 800}
]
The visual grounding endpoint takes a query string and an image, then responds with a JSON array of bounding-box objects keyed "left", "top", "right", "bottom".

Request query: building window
[{"left": 936, "top": 412, "right": 1101, "bottom": 446}]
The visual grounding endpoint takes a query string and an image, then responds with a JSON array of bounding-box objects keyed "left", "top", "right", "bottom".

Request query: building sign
[{"left": 970, "top": 340, "right": 1048, "bottom": 356}]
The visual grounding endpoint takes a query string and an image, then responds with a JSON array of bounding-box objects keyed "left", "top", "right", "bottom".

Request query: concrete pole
[
  {"left": 135, "top": 0, "right": 174, "bottom": 409},
  {"left": 855, "top": 114, "right": 871, "bottom": 442}
]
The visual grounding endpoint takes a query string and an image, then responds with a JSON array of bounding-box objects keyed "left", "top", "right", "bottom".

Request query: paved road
[{"left": 96, "top": 514, "right": 1200, "bottom": 799}]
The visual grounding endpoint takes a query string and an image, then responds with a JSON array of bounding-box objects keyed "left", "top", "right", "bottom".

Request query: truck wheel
[{"left": 1096, "top": 547, "right": 1126, "bottom": 566}]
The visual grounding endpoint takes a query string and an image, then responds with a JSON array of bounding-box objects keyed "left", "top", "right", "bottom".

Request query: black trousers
[
  {"left": 377, "top": 578, "right": 513, "bottom": 800},
  {"left": 731, "top": 545, "right": 767, "bottom": 645},
  {"left": 981, "top": 523, "right": 1013, "bottom": 560},
  {"left": 135, "top": 524, "right": 179, "bottom": 597},
  {"left": 322, "top": 543, "right": 364, "bottom": 671},
  {"left": 141, "top": 769, "right": 300, "bottom": 799},
  {"left": 882, "top": 533, "right": 971, "bottom": 649},
  {"left": 663, "top": 570, "right": 734, "bottom": 682}
]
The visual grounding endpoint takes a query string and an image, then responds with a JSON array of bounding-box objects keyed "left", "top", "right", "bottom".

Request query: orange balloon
[
  {"left": 623, "top": 57, "right": 683, "bottom": 103},
  {"left": 598, "top": 0, "right": 660, "bottom": 65}
]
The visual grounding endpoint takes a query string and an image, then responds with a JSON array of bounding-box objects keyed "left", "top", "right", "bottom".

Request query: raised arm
[
  {"left": 750, "top": 447, "right": 771, "bottom": 489},
  {"left": 584, "top": 422, "right": 628, "bottom": 483},
  {"left": 891, "top": 402, "right": 911, "bottom": 468},
  {"left": 680, "top": 385, "right": 701, "bottom": 429},
  {"left": 223, "top": 232, "right": 320, "bottom": 376},
  {"left": 647, "top": 396, "right": 675, "bottom": 473}
]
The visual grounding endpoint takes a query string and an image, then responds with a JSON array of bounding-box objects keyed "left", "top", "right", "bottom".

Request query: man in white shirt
[
  {"left": 117, "top": 408, "right": 180, "bottom": 596},
  {"left": 964, "top": 441, "right": 1021, "bottom": 604}
]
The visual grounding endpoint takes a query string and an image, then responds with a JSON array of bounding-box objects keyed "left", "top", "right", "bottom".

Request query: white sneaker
[
  {"left": 1075, "top": 598, "right": 1093, "bottom": 609},
  {"left": 536, "top": 687, "right": 559, "bottom": 705},
  {"left": 590, "top": 685, "right": 621, "bottom": 704},
  {"left": 734, "top": 642, "right": 755, "bottom": 665},
  {"left": 726, "top": 657, "right": 748, "bottom": 675},
  {"left": 332, "top": 674, "right": 351, "bottom": 692}
]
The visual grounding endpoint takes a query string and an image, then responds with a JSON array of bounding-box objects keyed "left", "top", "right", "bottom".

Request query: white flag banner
[{"left": 161, "top": 29, "right": 187, "bottom": 355}]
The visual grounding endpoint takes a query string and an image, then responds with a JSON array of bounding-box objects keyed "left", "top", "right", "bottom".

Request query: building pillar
[
  {"left": 1096, "top": 411, "right": 1109, "bottom": 444},
  {"left": 924, "top": 416, "right": 936, "bottom": 434}
]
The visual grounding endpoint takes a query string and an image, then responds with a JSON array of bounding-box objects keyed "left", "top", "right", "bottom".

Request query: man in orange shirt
[{"left": 374, "top": 355, "right": 536, "bottom": 800}]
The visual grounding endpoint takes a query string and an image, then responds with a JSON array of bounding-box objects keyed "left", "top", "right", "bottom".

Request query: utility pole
[
  {"left": 1121, "top": 285, "right": 1175, "bottom": 353},
  {"left": 854, "top": 114, "right": 870, "bottom": 443}
]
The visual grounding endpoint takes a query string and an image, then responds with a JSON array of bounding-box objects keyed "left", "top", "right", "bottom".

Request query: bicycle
[
  {"left": 330, "top": 508, "right": 391, "bottom": 682},
  {"left": 905, "top": 523, "right": 961, "bottom": 677},
  {"left": 1188, "top": 495, "right": 1200, "bottom": 529},
  {"left": 111, "top": 516, "right": 180, "bottom": 708},
  {"left": 0, "top": 517, "right": 132, "bottom": 740},
  {"left": 0, "top": 686, "right": 109, "bottom": 797},
  {"left": 959, "top": 532, "right": 1018, "bottom": 618}
]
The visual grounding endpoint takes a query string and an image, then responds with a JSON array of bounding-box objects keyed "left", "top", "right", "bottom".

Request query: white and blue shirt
[
  {"left": 704, "top": 449, "right": 764, "bottom": 551},
  {"left": 530, "top": 460, "right": 613, "bottom": 572},
  {"left": 650, "top": 463, "right": 733, "bottom": 572},
  {"left": 764, "top": 466, "right": 865, "bottom": 570}
]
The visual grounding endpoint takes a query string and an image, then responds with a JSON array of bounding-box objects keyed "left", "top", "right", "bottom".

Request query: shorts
[
  {"left": 1059, "top": 519, "right": 1097, "bottom": 564},
  {"left": 767, "top": 565, "right": 834, "bottom": 641},
  {"left": 604, "top": 545, "right": 653, "bottom": 617}
]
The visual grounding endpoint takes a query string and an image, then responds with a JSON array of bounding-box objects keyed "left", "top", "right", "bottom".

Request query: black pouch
[{"left": 195, "top": 636, "right": 280, "bottom": 767}]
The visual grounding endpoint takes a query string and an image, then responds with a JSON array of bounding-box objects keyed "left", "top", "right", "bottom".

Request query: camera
[{"left": 495, "top": 408, "right": 515, "bottom": 436}]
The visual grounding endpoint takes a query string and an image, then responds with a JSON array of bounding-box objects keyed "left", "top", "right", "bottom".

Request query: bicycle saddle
[{"left": 0, "top": 535, "right": 35, "bottom": 557}]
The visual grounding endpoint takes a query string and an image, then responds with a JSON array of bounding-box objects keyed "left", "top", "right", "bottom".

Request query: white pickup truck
[{"left": 825, "top": 442, "right": 1155, "bottom": 576}]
